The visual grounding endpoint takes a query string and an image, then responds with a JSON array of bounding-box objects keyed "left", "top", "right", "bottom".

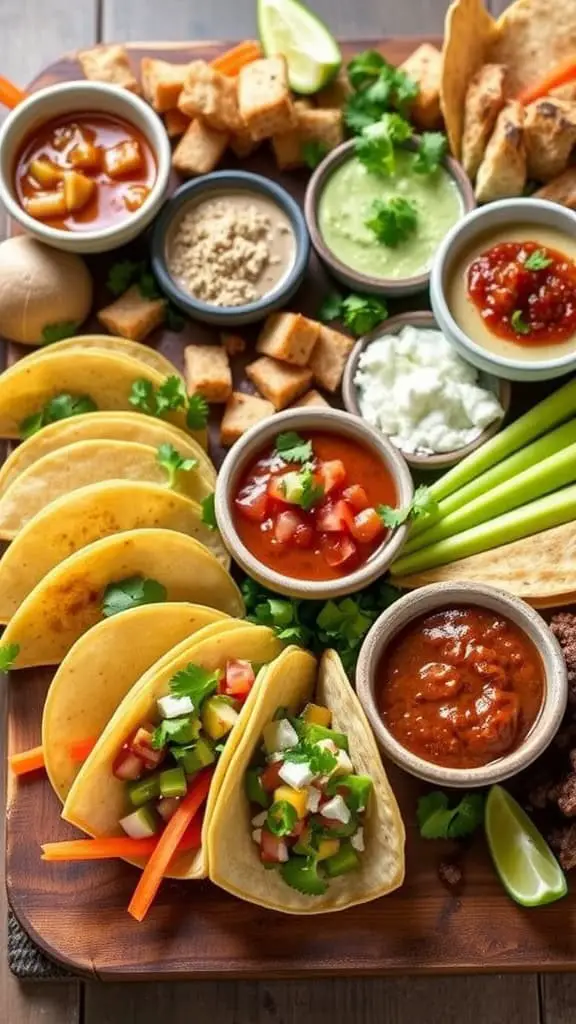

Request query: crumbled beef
[
  {"left": 549, "top": 823, "right": 576, "bottom": 871},
  {"left": 438, "top": 860, "right": 462, "bottom": 889},
  {"left": 551, "top": 613, "right": 576, "bottom": 702},
  {"left": 556, "top": 774, "right": 576, "bottom": 817}
]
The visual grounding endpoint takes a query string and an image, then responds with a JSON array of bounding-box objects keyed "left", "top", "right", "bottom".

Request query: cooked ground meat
[
  {"left": 438, "top": 860, "right": 462, "bottom": 889},
  {"left": 556, "top": 774, "right": 576, "bottom": 817},
  {"left": 549, "top": 824, "right": 576, "bottom": 871},
  {"left": 551, "top": 612, "right": 576, "bottom": 702}
]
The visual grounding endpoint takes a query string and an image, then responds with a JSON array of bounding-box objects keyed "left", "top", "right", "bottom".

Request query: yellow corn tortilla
[
  {"left": 0, "top": 439, "right": 213, "bottom": 539},
  {"left": 440, "top": 0, "right": 497, "bottom": 158},
  {"left": 21, "top": 334, "right": 180, "bottom": 381},
  {"left": 0, "top": 481, "right": 229, "bottom": 624},
  {"left": 0, "top": 411, "right": 215, "bottom": 497},
  {"left": 62, "top": 624, "right": 284, "bottom": 879},
  {"left": 42, "top": 608, "right": 231, "bottom": 800},
  {"left": 490, "top": 0, "right": 576, "bottom": 95},
  {"left": 3, "top": 528, "right": 244, "bottom": 668},
  {"left": 208, "top": 647, "right": 405, "bottom": 914}
]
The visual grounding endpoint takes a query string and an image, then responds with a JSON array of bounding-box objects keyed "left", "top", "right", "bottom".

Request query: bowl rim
[
  {"left": 355, "top": 581, "right": 568, "bottom": 788},
  {"left": 150, "top": 170, "right": 310, "bottom": 318},
  {"left": 214, "top": 406, "right": 414, "bottom": 600},
  {"left": 430, "top": 197, "right": 576, "bottom": 373},
  {"left": 341, "top": 309, "right": 511, "bottom": 469},
  {"left": 0, "top": 79, "right": 172, "bottom": 243},
  {"left": 304, "top": 137, "right": 476, "bottom": 294}
]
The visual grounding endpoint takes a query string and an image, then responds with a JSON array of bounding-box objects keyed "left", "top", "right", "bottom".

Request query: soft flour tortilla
[
  {"left": 208, "top": 647, "right": 405, "bottom": 914},
  {"left": 0, "top": 439, "right": 213, "bottom": 538},
  {"left": 21, "top": 334, "right": 180, "bottom": 380},
  {"left": 42, "top": 608, "right": 231, "bottom": 800},
  {"left": 0, "top": 411, "right": 214, "bottom": 497},
  {"left": 3, "top": 528, "right": 244, "bottom": 668},
  {"left": 392, "top": 520, "right": 576, "bottom": 607},
  {"left": 490, "top": 0, "right": 576, "bottom": 95},
  {"left": 0, "top": 481, "right": 229, "bottom": 624},
  {"left": 440, "top": 0, "right": 498, "bottom": 158},
  {"left": 63, "top": 624, "right": 284, "bottom": 879}
]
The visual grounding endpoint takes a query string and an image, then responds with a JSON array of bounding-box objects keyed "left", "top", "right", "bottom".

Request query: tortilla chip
[
  {"left": 440, "top": 0, "right": 498, "bottom": 158},
  {"left": 490, "top": 0, "right": 576, "bottom": 96},
  {"left": 21, "top": 333, "right": 179, "bottom": 380}
]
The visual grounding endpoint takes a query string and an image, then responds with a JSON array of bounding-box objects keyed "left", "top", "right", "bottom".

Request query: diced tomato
[
  {"left": 260, "top": 828, "right": 289, "bottom": 863},
  {"left": 235, "top": 485, "right": 269, "bottom": 522},
  {"left": 342, "top": 484, "right": 370, "bottom": 512},
  {"left": 224, "top": 659, "right": 255, "bottom": 699},
  {"left": 317, "top": 459, "right": 347, "bottom": 494},
  {"left": 320, "top": 534, "right": 358, "bottom": 568},
  {"left": 316, "top": 499, "right": 354, "bottom": 534},
  {"left": 113, "top": 748, "right": 145, "bottom": 781},
  {"left": 261, "top": 760, "right": 284, "bottom": 792},
  {"left": 274, "top": 509, "right": 303, "bottom": 544},
  {"left": 130, "top": 725, "right": 165, "bottom": 769},
  {"left": 156, "top": 796, "right": 181, "bottom": 822},
  {"left": 294, "top": 523, "right": 314, "bottom": 548},
  {"left": 267, "top": 476, "right": 290, "bottom": 503},
  {"left": 350, "top": 507, "right": 384, "bottom": 544}
]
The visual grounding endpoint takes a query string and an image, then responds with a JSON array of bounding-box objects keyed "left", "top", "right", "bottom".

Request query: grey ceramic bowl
[
  {"left": 342, "top": 310, "right": 511, "bottom": 470},
  {"left": 304, "top": 138, "right": 476, "bottom": 299},
  {"left": 355, "top": 582, "right": 568, "bottom": 788},
  {"left": 151, "top": 171, "right": 310, "bottom": 327},
  {"left": 215, "top": 407, "right": 414, "bottom": 600}
]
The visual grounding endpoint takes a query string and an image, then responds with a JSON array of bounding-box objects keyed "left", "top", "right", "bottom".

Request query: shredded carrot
[
  {"left": 128, "top": 767, "right": 213, "bottom": 922},
  {"left": 9, "top": 745, "right": 45, "bottom": 776},
  {"left": 41, "top": 816, "right": 204, "bottom": 862},
  {"left": 211, "top": 40, "right": 262, "bottom": 76},
  {"left": 68, "top": 737, "right": 96, "bottom": 763},
  {"left": 0, "top": 76, "right": 26, "bottom": 109},
  {"left": 517, "top": 58, "right": 576, "bottom": 105}
]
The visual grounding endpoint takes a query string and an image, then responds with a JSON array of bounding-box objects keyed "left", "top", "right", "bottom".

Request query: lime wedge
[
  {"left": 485, "top": 785, "right": 567, "bottom": 907},
  {"left": 258, "top": 0, "right": 342, "bottom": 94}
]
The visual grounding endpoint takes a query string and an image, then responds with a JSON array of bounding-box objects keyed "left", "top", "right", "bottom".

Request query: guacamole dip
[{"left": 318, "top": 150, "right": 463, "bottom": 280}]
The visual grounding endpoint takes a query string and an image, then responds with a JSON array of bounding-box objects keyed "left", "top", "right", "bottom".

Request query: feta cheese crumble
[
  {"left": 320, "top": 794, "right": 351, "bottom": 825},
  {"left": 279, "top": 760, "right": 314, "bottom": 790}
]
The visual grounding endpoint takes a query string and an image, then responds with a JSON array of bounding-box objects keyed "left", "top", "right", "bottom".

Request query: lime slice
[
  {"left": 258, "top": 0, "right": 342, "bottom": 94},
  {"left": 485, "top": 785, "right": 567, "bottom": 907}
]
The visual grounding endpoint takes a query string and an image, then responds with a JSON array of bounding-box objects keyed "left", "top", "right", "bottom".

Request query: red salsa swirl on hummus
[
  {"left": 232, "top": 430, "right": 397, "bottom": 581},
  {"left": 378, "top": 606, "right": 544, "bottom": 770},
  {"left": 466, "top": 240, "right": 576, "bottom": 345}
]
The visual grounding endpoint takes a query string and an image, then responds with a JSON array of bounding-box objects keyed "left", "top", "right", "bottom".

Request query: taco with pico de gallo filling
[{"left": 207, "top": 647, "right": 405, "bottom": 913}]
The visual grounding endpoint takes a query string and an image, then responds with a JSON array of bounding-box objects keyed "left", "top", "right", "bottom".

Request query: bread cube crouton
[
  {"left": 246, "top": 356, "right": 312, "bottom": 410},
  {"left": 97, "top": 285, "right": 166, "bottom": 342},
  {"left": 178, "top": 61, "right": 240, "bottom": 131},
  {"left": 164, "top": 107, "right": 191, "bottom": 138},
  {"left": 291, "top": 389, "right": 330, "bottom": 409},
  {"left": 172, "top": 120, "right": 229, "bottom": 176},
  {"left": 141, "top": 58, "right": 189, "bottom": 112},
  {"left": 184, "top": 344, "right": 232, "bottom": 403},
  {"left": 238, "top": 57, "right": 296, "bottom": 141},
  {"left": 272, "top": 108, "right": 344, "bottom": 170},
  {"left": 220, "top": 391, "right": 275, "bottom": 446},
  {"left": 524, "top": 99, "right": 576, "bottom": 182},
  {"left": 229, "top": 125, "right": 259, "bottom": 159},
  {"left": 78, "top": 44, "right": 140, "bottom": 94},
  {"left": 256, "top": 312, "right": 320, "bottom": 367},
  {"left": 308, "top": 325, "right": 354, "bottom": 393},
  {"left": 398, "top": 44, "right": 442, "bottom": 130},
  {"left": 221, "top": 333, "right": 246, "bottom": 356},
  {"left": 316, "top": 70, "right": 352, "bottom": 110}
]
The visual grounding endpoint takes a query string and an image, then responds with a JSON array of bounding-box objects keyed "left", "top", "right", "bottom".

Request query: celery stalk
[
  {"left": 404, "top": 437, "right": 576, "bottom": 554},
  {"left": 391, "top": 482, "right": 576, "bottom": 578}
]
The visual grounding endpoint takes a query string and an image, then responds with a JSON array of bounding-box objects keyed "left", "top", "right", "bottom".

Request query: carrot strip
[
  {"left": 9, "top": 745, "right": 45, "bottom": 776},
  {"left": 128, "top": 767, "right": 213, "bottom": 922},
  {"left": 517, "top": 59, "right": 576, "bottom": 105},
  {"left": 211, "top": 40, "right": 262, "bottom": 76},
  {"left": 0, "top": 75, "right": 26, "bottom": 109},
  {"left": 41, "top": 816, "right": 204, "bottom": 863},
  {"left": 68, "top": 737, "right": 96, "bottom": 763}
]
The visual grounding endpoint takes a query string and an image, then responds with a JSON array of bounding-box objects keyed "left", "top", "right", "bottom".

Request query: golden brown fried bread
[
  {"left": 398, "top": 43, "right": 443, "bottom": 130},
  {"left": 475, "top": 101, "right": 526, "bottom": 203},
  {"left": 461, "top": 64, "right": 507, "bottom": 180},
  {"left": 524, "top": 99, "right": 576, "bottom": 182}
]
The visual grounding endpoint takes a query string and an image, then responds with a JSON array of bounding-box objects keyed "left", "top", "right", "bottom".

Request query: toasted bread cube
[
  {"left": 229, "top": 124, "right": 259, "bottom": 159},
  {"left": 272, "top": 108, "right": 343, "bottom": 170},
  {"left": 63, "top": 170, "right": 96, "bottom": 213},
  {"left": 24, "top": 190, "right": 67, "bottom": 220},
  {"left": 221, "top": 332, "right": 246, "bottom": 356},
  {"left": 164, "top": 108, "right": 191, "bottom": 138},
  {"left": 184, "top": 344, "right": 232, "bottom": 403},
  {"left": 256, "top": 312, "right": 319, "bottom": 367},
  {"left": 78, "top": 44, "right": 140, "bottom": 94},
  {"left": 172, "top": 120, "right": 229, "bottom": 176},
  {"left": 309, "top": 324, "right": 354, "bottom": 393},
  {"left": 291, "top": 389, "right": 330, "bottom": 409},
  {"left": 246, "top": 356, "right": 312, "bottom": 410},
  {"left": 178, "top": 61, "right": 240, "bottom": 131},
  {"left": 29, "top": 158, "right": 63, "bottom": 188},
  {"left": 238, "top": 57, "right": 296, "bottom": 141},
  {"left": 221, "top": 391, "right": 275, "bottom": 446},
  {"left": 398, "top": 44, "right": 442, "bottom": 130},
  {"left": 97, "top": 285, "right": 166, "bottom": 342},
  {"left": 316, "top": 70, "right": 352, "bottom": 110},
  {"left": 104, "top": 139, "right": 143, "bottom": 179},
  {"left": 141, "top": 58, "right": 189, "bottom": 112}
]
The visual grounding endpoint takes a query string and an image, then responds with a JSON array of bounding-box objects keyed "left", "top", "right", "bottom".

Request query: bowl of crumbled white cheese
[{"left": 342, "top": 312, "right": 510, "bottom": 469}]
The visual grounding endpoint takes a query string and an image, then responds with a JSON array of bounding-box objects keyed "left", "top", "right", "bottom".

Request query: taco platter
[{"left": 3, "top": 0, "right": 576, "bottom": 979}]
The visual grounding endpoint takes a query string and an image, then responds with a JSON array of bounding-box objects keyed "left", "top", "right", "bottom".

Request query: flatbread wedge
[{"left": 440, "top": 0, "right": 497, "bottom": 159}]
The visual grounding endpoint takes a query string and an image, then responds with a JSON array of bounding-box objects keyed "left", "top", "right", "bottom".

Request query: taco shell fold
[{"left": 20, "top": 334, "right": 180, "bottom": 381}]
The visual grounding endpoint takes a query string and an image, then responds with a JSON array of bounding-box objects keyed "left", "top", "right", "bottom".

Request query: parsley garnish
[
  {"left": 275, "top": 431, "right": 313, "bottom": 464},
  {"left": 342, "top": 294, "right": 388, "bottom": 336},
  {"left": 19, "top": 393, "right": 97, "bottom": 439},
  {"left": 0, "top": 643, "right": 19, "bottom": 671},
  {"left": 138, "top": 271, "right": 161, "bottom": 300},
  {"left": 41, "top": 320, "right": 80, "bottom": 344},
  {"left": 201, "top": 493, "right": 217, "bottom": 530},
  {"left": 168, "top": 663, "right": 220, "bottom": 705},
  {"left": 155, "top": 376, "right": 187, "bottom": 416},
  {"left": 347, "top": 50, "right": 389, "bottom": 90},
  {"left": 412, "top": 132, "right": 447, "bottom": 175},
  {"left": 378, "top": 484, "right": 436, "bottom": 528},
  {"left": 524, "top": 249, "right": 553, "bottom": 272},
  {"left": 298, "top": 464, "right": 325, "bottom": 511},
  {"left": 365, "top": 197, "right": 418, "bottom": 247},
  {"left": 152, "top": 716, "right": 199, "bottom": 750},
  {"left": 511, "top": 310, "right": 531, "bottom": 335},
  {"left": 101, "top": 576, "right": 167, "bottom": 617},
  {"left": 318, "top": 292, "right": 345, "bottom": 323},
  {"left": 284, "top": 740, "right": 337, "bottom": 775},
  {"left": 266, "top": 800, "right": 298, "bottom": 837},
  {"left": 156, "top": 443, "right": 198, "bottom": 488},
  {"left": 106, "top": 259, "right": 145, "bottom": 296},
  {"left": 417, "top": 791, "right": 485, "bottom": 840},
  {"left": 129, "top": 376, "right": 208, "bottom": 429},
  {"left": 186, "top": 393, "right": 209, "bottom": 430},
  {"left": 344, "top": 52, "right": 419, "bottom": 133},
  {"left": 355, "top": 113, "right": 413, "bottom": 176},
  {"left": 302, "top": 141, "right": 329, "bottom": 169}
]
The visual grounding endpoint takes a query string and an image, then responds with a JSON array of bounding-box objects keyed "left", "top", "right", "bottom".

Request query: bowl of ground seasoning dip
[{"left": 151, "top": 170, "right": 310, "bottom": 326}]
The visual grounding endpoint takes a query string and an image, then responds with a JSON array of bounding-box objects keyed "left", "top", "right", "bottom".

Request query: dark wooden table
[{"left": 1, "top": 0, "right": 575, "bottom": 1021}]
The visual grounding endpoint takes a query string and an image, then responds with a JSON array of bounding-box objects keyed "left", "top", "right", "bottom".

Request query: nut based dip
[{"left": 167, "top": 191, "right": 296, "bottom": 307}]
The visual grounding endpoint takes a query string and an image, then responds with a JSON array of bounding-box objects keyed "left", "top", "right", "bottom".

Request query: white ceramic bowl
[
  {"left": 430, "top": 198, "right": 576, "bottom": 382},
  {"left": 0, "top": 81, "right": 172, "bottom": 254}
]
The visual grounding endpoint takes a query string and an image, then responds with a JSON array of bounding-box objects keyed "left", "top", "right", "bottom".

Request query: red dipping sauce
[{"left": 378, "top": 606, "right": 544, "bottom": 770}]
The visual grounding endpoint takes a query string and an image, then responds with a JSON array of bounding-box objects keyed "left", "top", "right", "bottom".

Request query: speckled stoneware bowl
[
  {"left": 304, "top": 138, "right": 476, "bottom": 299},
  {"left": 355, "top": 582, "right": 568, "bottom": 788},
  {"left": 151, "top": 170, "right": 310, "bottom": 327},
  {"left": 342, "top": 310, "right": 511, "bottom": 470},
  {"left": 215, "top": 407, "right": 414, "bottom": 600}
]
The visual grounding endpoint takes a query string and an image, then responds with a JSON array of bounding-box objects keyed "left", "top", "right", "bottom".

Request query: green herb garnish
[
  {"left": 129, "top": 375, "right": 208, "bottom": 429},
  {"left": 365, "top": 196, "right": 418, "bottom": 247},
  {"left": 106, "top": 259, "right": 145, "bottom": 296},
  {"left": 318, "top": 291, "right": 345, "bottom": 323},
  {"left": 101, "top": 576, "right": 167, "bottom": 617},
  {"left": 284, "top": 740, "right": 337, "bottom": 776},
  {"left": 524, "top": 249, "right": 553, "bottom": 272},
  {"left": 378, "top": 484, "right": 436, "bottom": 528},
  {"left": 355, "top": 113, "right": 413, "bottom": 176},
  {"left": 19, "top": 393, "right": 97, "bottom": 439},
  {"left": 266, "top": 800, "right": 298, "bottom": 837},
  {"left": 347, "top": 50, "right": 389, "bottom": 90},
  {"left": 275, "top": 431, "right": 314, "bottom": 464},
  {"left": 41, "top": 320, "right": 80, "bottom": 344},
  {"left": 511, "top": 309, "right": 531, "bottom": 335},
  {"left": 106, "top": 260, "right": 183, "bottom": 331},
  {"left": 344, "top": 52, "right": 418, "bottom": 133},
  {"left": 186, "top": 393, "right": 209, "bottom": 430},
  {"left": 156, "top": 443, "right": 198, "bottom": 488},
  {"left": 342, "top": 294, "right": 388, "bottom": 336},
  {"left": 0, "top": 643, "right": 19, "bottom": 671},
  {"left": 302, "top": 140, "right": 329, "bottom": 169},
  {"left": 412, "top": 132, "right": 447, "bottom": 175},
  {"left": 201, "top": 493, "right": 217, "bottom": 530},
  {"left": 152, "top": 716, "right": 199, "bottom": 750},
  {"left": 155, "top": 376, "right": 187, "bottom": 416},
  {"left": 298, "top": 464, "right": 325, "bottom": 511},
  {"left": 165, "top": 306, "right": 185, "bottom": 332},
  {"left": 417, "top": 791, "right": 485, "bottom": 840},
  {"left": 168, "top": 663, "right": 220, "bottom": 704}
]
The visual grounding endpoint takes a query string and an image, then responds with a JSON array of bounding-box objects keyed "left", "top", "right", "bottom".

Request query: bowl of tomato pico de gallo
[{"left": 214, "top": 407, "right": 414, "bottom": 599}]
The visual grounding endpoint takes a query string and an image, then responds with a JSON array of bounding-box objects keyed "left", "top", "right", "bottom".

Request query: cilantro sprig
[
  {"left": 169, "top": 663, "right": 220, "bottom": 704},
  {"left": 20, "top": 393, "right": 97, "bottom": 439},
  {"left": 0, "top": 643, "right": 20, "bottom": 672},
  {"left": 41, "top": 320, "right": 80, "bottom": 345},
  {"left": 417, "top": 791, "right": 485, "bottom": 840},
  {"left": 302, "top": 140, "right": 329, "bottom": 169},
  {"left": 129, "top": 375, "right": 209, "bottom": 430},
  {"left": 201, "top": 493, "right": 217, "bottom": 530},
  {"left": 355, "top": 113, "right": 412, "bottom": 176},
  {"left": 284, "top": 740, "right": 337, "bottom": 775},
  {"left": 365, "top": 197, "right": 418, "bottom": 247},
  {"left": 152, "top": 716, "right": 200, "bottom": 750},
  {"left": 511, "top": 310, "right": 531, "bottom": 336},
  {"left": 344, "top": 51, "right": 419, "bottom": 134},
  {"left": 412, "top": 131, "right": 447, "bottom": 175},
  {"left": 156, "top": 442, "right": 198, "bottom": 488},
  {"left": 524, "top": 249, "right": 553, "bottom": 272},
  {"left": 318, "top": 291, "right": 388, "bottom": 337},
  {"left": 275, "top": 431, "right": 313, "bottom": 464},
  {"left": 378, "top": 484, "right": 436, "bottom": 529},
  {"left": 101, "top": 576, "right": 167, "bottom": 617}
]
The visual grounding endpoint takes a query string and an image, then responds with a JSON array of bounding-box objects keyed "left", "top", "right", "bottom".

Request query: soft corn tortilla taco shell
[
  {"left": 0, "top": 411, "right": 214, "bottom": 498},
  {"left": 489, "top": 0, "right": 576, "bottom": 95},
  {"left": 20, "top": 335, "right": 180, "bottom": 381},
  {"left": 3, "top": 528, "right": 244, "bottom": 669},
  {"left": 0, "top": 439, "right": 213, "bottom": 539},
  {"left": 62, "top": 624, "right": 284, "bottom": 879},
  {"left": 440, "top": 0, "right": 498, "bottom": 158},
  {"left": 0, "top": 481, "right": 229, "bottom": 624},
  {"left": 208, "top": 647, "right": 405, "bottom": 914},
  {"left": 391, "top": 521, "right": 576, "bottom": 606},
  {"left": 42, "top": 607, "right": 231, "bottom": 801}
]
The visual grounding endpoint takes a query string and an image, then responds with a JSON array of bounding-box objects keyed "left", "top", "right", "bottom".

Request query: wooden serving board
[{"left": 5, "top": 38, "right": 574, "bottom": 981}]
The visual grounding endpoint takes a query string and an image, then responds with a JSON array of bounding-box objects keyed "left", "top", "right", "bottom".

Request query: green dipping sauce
[{"left": 318, "top": 151, "right": 463, "bottom": 280}]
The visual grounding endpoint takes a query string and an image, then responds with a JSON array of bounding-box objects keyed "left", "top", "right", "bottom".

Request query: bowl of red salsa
[
  {"left": 356, "top": 582, "right": 568, "bottom": 787},
  {"left": 215, "top": 408, "right": 413, "bottom": 599}
]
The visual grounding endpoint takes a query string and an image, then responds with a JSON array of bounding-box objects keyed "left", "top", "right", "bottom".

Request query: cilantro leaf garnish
[
  {"left": 106, "top": 259, "right": 145, "bottom": 296},
  {"left": 156, "top": 443, "right": 198, "bottom": 488},
  {"left": 168, "top": 663, "right": 220, "bottom": 705},
  {"left": 524, "top": 249, "right": 553, "bottom": 272},
  {"left": 343, "top": 92, "right": 385, "bottom": 134},
  {"left": 101, "top": 575, "right": 167, "bottom": 617},
  {"left": 165, "top": 305, "right": 185, "bottom": 332},
  {"left": 417, "top": 791, "right": 485, "bottom": 840},
  {"left": 302, "top": 140, "right": 329, "bottom": 169},
  {"left": 412, "top": 132, "right": 447, "bottom": 175},
  {"left": 128, "top": 375, "right": 208, "bottom": 429},
  {"left": 280, "top": 856, "right": 329, "bottom": 895},
  {"left": 345, "top": 51, "right": 418, "bottom": 124},
  {"left": 355, "top": 113, "right": 413, "bottom": 176},
  {"left": 201, "top": 493, "right": 217, "bottom": 530},
  {"left": 41, "top": 320, "right": 80, "bottom": 345},
  {"left": 341, "top": 294, "right": 388, "bottom": 336},
  {"left": 511, "top": 309, "right": 531, "bottom": 335},
  {"left": 318, "top": 291, "right": 345, "bottom": 323},
  {"left": 347, "top": 50, "right": 388, "bottom": 90},
  {"left": 298, "top": 464, "right": 325, "bottom": 511},
  {"left": 275, "top": 431, "right": 313, "bottom": 464},
  {"left": 0, "top": 642, "right": 19, "bottom": 672},
  {"left": 284, "top": 740, "right": 337, "bottom": 775},
  {"left": 152, "top": 716, "right": 199, "bottom": 750},
  {"left": 138, "top": 271, "right": 161, "bottom": 300},
  {"left": 19, "top": 393, "right": 97, "bottom": 439},
  {"left": 378, "top": 484, "right": 437, "bottom": 528},
  {"left": 266, "top": 800, "right": 298, "bottom": 837},
  {"left": 186, "top": 392, "right": 209, "bottom": 430},
  {"left": 393, "top": 68, "right": 419, "bottom": 111},
  {"left": 155, "top": 376, "right": 187, "bottom": 416},
  {"left": 129, "top": 378, "right": 156, "bottom": 415},
  {"left": 365, "top": 196, "right": 418, "bottom": 247}
]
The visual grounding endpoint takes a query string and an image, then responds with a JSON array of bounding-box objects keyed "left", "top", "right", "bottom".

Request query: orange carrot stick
[
  {"left": 68, "top": 737, "right": 96, "bottom": 763},
  {"left": 128, "top": 767, "right": 213, "bottom": 922},
  {"left": 9, "top": 745, "right": 45, "bottom": 776},
  {"left": 517, "top": 59, "right": 576, "bottom": 105},
  {"left": 211, "top": 40, "right": 262, "bottom": 76},
  {"left": 0, "top": 75, "right": 26, "bottom": 108},
  {"left": 41, "top": 816, "right": 203, "bottom": 862}
]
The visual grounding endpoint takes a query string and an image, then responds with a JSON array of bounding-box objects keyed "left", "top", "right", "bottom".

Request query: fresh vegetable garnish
[
  {"left": 365, "top": 196, "right": 418, "bottom": 247},
  {"left": 347, "top": 49, "right": 390, "bottom": 90},
  {"left": 378, "top": 485, "right": 436, "bottom": 528},
  {"left": 168, "top": 663, "right": 221, "bottom": 704},
  {"left": 129, "top": 375, "right": 209, "bottom": 429},
  {"left": 524, "top": 248, "right": 553, "bottom": 272},
  {"left": 258, "top": 0, "right": 341, "bottom": 94},
  {"left": 344, "top": 51, "right": 418, "bottom": 133},
  {"left": 317, "top": 291, "right": 388, "bottom": 336},
  {"left": 417, "top": 791, "right": 485, "bottom": 840},
  {"left": 355, "top": 113, "right": 412, "bottom": 176},
  {"left": 101, "top": 576, "right": 167, "bottom": 618},
  {"left": 283, "top": 739, "right": 337, "bottom": 775},
  {"left": 155, "top": 375, "right": 187, "bottom": 415},
  {"left": 41, "top": 817, "right": 203, "bottom": 862},
  {"left": 275, "top": 431, "right": 314, "bottom": 464},
  {"left": 156, "top": 442, "right": 198, "bottom": 487},
  {"left": 211, "top": 39, "right": 262, "bottom": 76},
  {"left": 317, "top": 291, "right": 345, "bottom": 323},
  {"left": 266, "top": 800, "right": 298, "bottom": 836},
  {"left": 41, "top": 320, "right": 80, "bottom": 344},
  {"left": 0, "top": 642, "right": 20, "bottom": 671},
  {"left": 107, "top": 259, "right": 146, "bottom": 296},
  {"left": 302, "top": 140, "right": 329, "bottom": 169},
  {"left": 412, "top": 132, "right": 447, "bottom": 175},
  {"left": 186, "top": 392, "right": 210, "bottom": 429},
  {"left": 106, "top": 259, "right": 184, "bottom": 330},
  {"left": 511, "top": 309, "right": 531, "bottom": 335},
  {"left": 516, "top": 56, "right": 576, "bottom": 106},
  {"left": 19, "top": 393, "right": 97, "bottom": 439},
  {"left": 201, "top": 493, "right": 217, "bottom": 530},
  {"left": 9, "top": 745, "right": 45, "bottom": 776}
]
